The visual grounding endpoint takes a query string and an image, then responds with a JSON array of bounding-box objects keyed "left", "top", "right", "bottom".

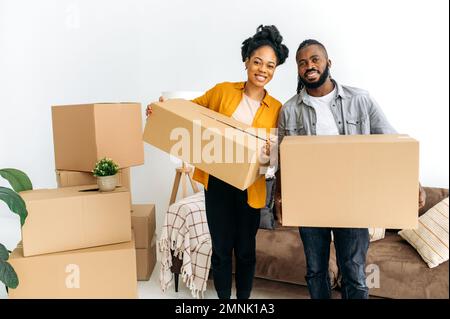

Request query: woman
[{"left": 147, "top": 25, "right": 288, "bottom": 299}]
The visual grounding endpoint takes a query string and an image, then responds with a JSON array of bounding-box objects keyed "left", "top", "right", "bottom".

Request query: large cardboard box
[
  {"left": 52, "top": 103, "right": 144, "bottom": 172},
  {"left": 131, "top": 204, "right": 156, "bottom": 249},
  {"left": 136, "top": 235, "right": 157, "bottom": 281},
  {"left": 143, "top": 99, "right": 273, "bottom": 190},
  {"left": 20, "top": 185, "right": 132, "bottom": 257},
  {"left": 280, "top": 134, "right": 419, "bottom": 229},
  {"left": 8, "top": 240, "right": 138, "bottom": 299},
  {"left": 56, "top": 168, "right": 131, "bottom": 190}
]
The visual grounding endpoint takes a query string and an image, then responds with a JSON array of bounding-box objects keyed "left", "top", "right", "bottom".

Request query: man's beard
[{"left": 299, "top": 65, "right": 330, "bottom": 90}]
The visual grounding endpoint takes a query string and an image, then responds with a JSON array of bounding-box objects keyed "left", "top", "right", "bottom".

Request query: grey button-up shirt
[{"left": 278, "top": 80, "right": 397, "bottom": 144}]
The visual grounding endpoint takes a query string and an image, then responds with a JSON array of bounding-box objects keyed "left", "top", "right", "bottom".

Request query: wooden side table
[{"left": 169, "top": 162, "right": 199, "bottom": 206}]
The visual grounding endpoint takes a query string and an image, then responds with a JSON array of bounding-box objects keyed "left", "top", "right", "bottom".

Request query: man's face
[{"left": 296, "top": 44, "right": 331, "bottom": 89}]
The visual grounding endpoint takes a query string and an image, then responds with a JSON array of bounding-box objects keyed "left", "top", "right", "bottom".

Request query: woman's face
[{"left": 245, "top": 45, "right": 277, "bottom": 89}]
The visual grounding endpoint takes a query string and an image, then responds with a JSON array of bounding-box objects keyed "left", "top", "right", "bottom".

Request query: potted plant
[
  {"left": 0, "top": 168, "right": 31, "bottom": 291},
  {"left": 93, "top": 158, "right": 119, "bottom": 192}
]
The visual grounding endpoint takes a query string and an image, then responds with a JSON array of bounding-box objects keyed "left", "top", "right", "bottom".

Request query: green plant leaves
[
  {"left": 93, "top": 158, "right": 119, "bottom": 177},
  {"left": 0, "top": 244, "right": 18, "bottom": 289},
  {"left": 0, "top": 168, "right": 33, "bottom": 192},
  {"left": 0, "top": 244, "right": 9, "bottom": 261},
  {"left": 0, "top": 169, "right": 27, "bottom": 290},
  {"left": 0, "top": 186, "right": 28, "bottom": 226},
  {"left": 0, "top": 260, "right": 19, "bottom": 289}
]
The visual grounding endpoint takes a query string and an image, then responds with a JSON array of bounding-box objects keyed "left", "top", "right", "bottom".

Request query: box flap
[
  {"left": 20, "top": 185, "right": 129, "bottom": 201},
  {"left": 12, "top": 233, "right": 135, "bottom": 261},
  {"left": 151, "top": 99, "right": 275, "bottom": 142},
  {"left": 282, "top": 134, "right": 417, "bottom": 146}
]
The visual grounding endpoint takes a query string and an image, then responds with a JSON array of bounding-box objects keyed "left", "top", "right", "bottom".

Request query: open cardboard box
[{"left": 143, "top": 99, "right": 275, "bottom": 190}]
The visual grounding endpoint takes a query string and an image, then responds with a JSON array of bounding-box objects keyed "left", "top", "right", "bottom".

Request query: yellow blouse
[{"left": 192, "top": 81, "right": 282, "bottom": 209}]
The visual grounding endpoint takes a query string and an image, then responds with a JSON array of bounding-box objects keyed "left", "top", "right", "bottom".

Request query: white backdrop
[{"left": 1, "top": 0, "right": 449, "bottom": 256}]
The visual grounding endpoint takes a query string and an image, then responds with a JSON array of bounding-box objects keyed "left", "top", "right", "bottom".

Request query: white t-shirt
[
  {"left": 231, "top": 94, "right": 261, "bottom": 126},
  {"left": 303, "top": 87, "right": 339, "bottom": 136},
  {"left": 231, "top": 94, "right": 276, "bottom": 178}
]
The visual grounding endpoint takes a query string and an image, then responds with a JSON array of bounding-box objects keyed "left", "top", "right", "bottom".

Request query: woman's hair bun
[{"left": 241, "top": 24, "right": 289, "bottom": 65}]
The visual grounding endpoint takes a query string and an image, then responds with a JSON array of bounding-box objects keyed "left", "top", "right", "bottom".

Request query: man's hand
[
  {"left": 419, "top": 183, "right": 426, "bottom": 210},
  {"left": 145, "top": 96, "right": 166, "bottom": 118}
]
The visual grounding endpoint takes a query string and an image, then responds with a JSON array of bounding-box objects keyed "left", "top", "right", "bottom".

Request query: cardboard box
[
  {"left": 131, "top": 204, "right": 156, "bottom": 249},
  {"left": 8, "top": 240, "right": 138, "bottom": 299},
  {"left": 52, "top": 103, "right": 144, "bottom": 172},
  {"left": 136, "top": 236, "right": 157, "bottom": 281},
  {"left": 280, "top": 134, "right": 419, "bottom": 228},
  {"left": 56, "top": 168, "right": 131, "bottom": 190},
  {"left": 20, "top": 185, "right": 132, "bottom": 257},
  {"left": 143, "top": 99, "right": 273, "bottom": 190}
]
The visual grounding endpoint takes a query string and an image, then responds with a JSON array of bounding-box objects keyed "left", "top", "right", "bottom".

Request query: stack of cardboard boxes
[{"left": 8, "top": 103, "right": 156, "bottom": 298}]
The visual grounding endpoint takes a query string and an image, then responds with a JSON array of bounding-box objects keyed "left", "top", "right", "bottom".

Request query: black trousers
[{"left": 204, "top": 175, "right": 261, "bottom": 299}]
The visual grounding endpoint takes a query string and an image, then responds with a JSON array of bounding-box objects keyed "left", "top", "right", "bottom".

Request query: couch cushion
[
  {"left": 366, "top": 232, "right": 449, "bottom": 299},
  {"left": 369, "top": 227, "right": 385, "bottom": 242},
  {"left": 399, "top": 198, "right": 449, "bottom": 268},
  {"left": 255, "top": 226, "right": 339, "bottom": 288}
]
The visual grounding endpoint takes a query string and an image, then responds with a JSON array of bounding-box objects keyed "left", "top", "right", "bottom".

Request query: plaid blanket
[{"left": 158, "top": 191, "right": 212, "bottom": 298}]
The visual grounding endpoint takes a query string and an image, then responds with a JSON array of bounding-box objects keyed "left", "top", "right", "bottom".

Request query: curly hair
[{"left": 241, "top": 25, "right": 289, "bottom": 66}]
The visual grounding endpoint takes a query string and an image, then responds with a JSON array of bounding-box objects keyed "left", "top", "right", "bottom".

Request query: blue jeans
[{"left": 299, "top": 227, "right": 370, "bottom": 299}]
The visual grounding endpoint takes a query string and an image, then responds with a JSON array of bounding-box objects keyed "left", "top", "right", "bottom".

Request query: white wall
[{"left": 1, "top": 0, "right": 449, "bottom": 250}]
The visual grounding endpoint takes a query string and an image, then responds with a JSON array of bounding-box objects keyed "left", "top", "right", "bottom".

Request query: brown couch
[{"left": 255, "top": 187, "right": 449, "bottom": 299}]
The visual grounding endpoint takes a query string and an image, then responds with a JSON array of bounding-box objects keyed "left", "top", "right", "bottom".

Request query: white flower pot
[{"left": 97, "top": 175, "right": 117, "bottom": 192}]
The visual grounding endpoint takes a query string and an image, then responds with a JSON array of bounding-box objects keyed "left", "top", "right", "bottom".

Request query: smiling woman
[
  {"left": 146, "top": 24, "right": 289, "bottom": 300},
  {"left": 188, "top": 25, "right": 289, "bottom": 300}
]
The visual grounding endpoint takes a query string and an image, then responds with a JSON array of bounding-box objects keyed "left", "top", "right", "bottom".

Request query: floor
[{"left": 138, "top": 263, "right": 329, "bottom": 299}]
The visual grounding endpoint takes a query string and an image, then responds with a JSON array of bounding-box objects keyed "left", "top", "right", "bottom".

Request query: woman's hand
[
  {"left": 259, "top": 139, "right": 272, "bottom": 166},
  {"left": 264, "top": 139, "right": 271, "bottom": 156},
  {"left": 259, "top": 137, "right": 279, "bottom": 168},
  {"left": 145, "top": 104, "right": 153, "bottom": 117},
  {"left": 145, "top": 96, "right": 166, "bottom": 118}
]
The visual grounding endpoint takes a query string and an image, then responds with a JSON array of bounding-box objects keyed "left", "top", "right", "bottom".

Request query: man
[{"left": 276, "top": 39, "right": 426, "bottom": 299}]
